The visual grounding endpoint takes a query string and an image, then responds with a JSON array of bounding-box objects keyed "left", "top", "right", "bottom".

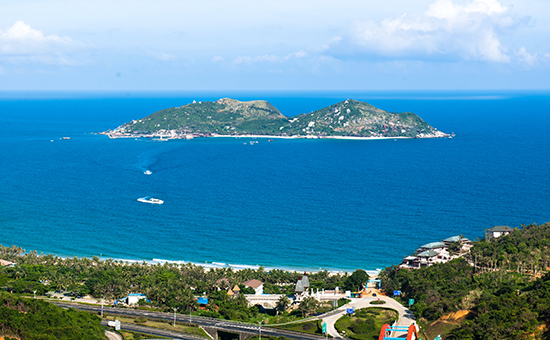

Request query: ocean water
[{"left": 1, "top": 91, "right": 549, "bottom": 272}]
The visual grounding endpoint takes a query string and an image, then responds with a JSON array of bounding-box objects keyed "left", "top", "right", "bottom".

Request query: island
[{"left": 101, "top": 98, "right": 451, "bottom": 139}]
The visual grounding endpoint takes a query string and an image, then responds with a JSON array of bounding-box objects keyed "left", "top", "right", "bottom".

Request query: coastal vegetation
[
  {"left": 107, "top": 98, "right": 446, "bottom": 139},
  {"left": 0, "top": 246, "right": 348, "bottom": 323},
  {"left": 2, "top": 223, "right": 550, "bottom": 339},
  {"left": 380, "top": 222, "right": 550, "bottom": 339},
  {"left": 0, "top": 292, "right": 104, "bottom": 340}
]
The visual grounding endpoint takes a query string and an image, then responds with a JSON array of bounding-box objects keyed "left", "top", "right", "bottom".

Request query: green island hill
[{"left": 102, "top": 98, "right": 450, "bottom": 139}]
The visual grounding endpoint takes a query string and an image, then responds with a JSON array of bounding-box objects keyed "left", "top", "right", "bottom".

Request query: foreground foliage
[
  {"left": 380, "top": 222, "right": 550, "bottom": 339},
  {"left": 0, "top": 292, "right": 104, "bottom": 340}
]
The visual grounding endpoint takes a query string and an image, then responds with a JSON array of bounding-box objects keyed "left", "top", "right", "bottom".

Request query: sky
[{"left": 1, "top": 0, "right": 549, "bottom": 91}]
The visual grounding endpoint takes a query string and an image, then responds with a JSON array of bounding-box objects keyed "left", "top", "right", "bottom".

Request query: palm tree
[
  {"left": 297, "top": 296, "right": 318, "bottom": 318},
  {"left": 276, "top": 295, "right": 291, "bottom": 314}
]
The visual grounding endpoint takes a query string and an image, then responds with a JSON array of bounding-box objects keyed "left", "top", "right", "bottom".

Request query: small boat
[
  {"left": 144, "top": 170, "right": 152, "bottom": 175},
  {"left": 137, "top": 196, "right": 164, "bottom": 204},
  {"left": 62, "top": 137, "right": 71, "bottom": 140}
]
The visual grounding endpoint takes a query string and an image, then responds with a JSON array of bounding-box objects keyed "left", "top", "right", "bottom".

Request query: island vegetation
[{"left": 103, "top": 98, "right": 449, "bottom": 139}]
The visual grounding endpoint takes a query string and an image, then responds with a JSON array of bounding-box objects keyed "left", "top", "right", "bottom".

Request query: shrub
[
  {"left": 134, "top": 316, "right": 147, "bottom": 324},
  {"left": 350, "top": 318, "right": 375, "bottom": 334}
]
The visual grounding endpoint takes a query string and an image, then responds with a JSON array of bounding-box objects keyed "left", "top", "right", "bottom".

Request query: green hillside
[
  {"left": 108, "top": 98, "right": 446, "bottom": 138},
  {"left": 0, "top": 293, "right": 104, "bottom": 340},
  {"left": 381, "top": 222, "right": 550, "bottom": 340}
]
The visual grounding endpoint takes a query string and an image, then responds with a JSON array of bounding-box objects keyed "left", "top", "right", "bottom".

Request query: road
[
  {"left": 105, "top": 330, "right": 123, "bottom": 340},
  {"left": 56, "top": 302, "right": 325, "bottom": 340},
  {"left": 321, "top": 296, "right": 415, "bottom": 339}
]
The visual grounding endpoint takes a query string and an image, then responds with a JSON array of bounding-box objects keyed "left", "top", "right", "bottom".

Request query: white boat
[
  {"left": 144, "top": 170, "right": 152, "bottom": 175},
  {"left": 137, "top": 196, "right": 164, "bottom": 204}
]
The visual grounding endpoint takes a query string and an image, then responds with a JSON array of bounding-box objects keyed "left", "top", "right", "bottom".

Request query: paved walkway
[
  {"left": 105, "top": 330, "right": 123, "bottom": 340},
  {"left": 321, "top": 295, "right": 415, "bottom": 339}
]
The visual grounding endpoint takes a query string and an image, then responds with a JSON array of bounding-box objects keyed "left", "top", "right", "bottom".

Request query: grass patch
[
  {"left": 369, "top": 300, "right": 386, "bottom": 305},
  {"left": 271, "top": 320, "right": 323, "bottom": 335},
  {"left": 104, "top": 314, "right": 209, "bottom": 338},
  {"left": 423, "top": 320, "right": 461, "bottom": 340},
  {"left": 118, "top": 329, "right": 168, "bottom": 340},
  {"left": 334, "top": 308, "right": 398, "bottom": 340}
]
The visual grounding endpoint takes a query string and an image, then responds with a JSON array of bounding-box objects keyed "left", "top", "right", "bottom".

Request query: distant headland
[{"left": 100, "top": 98, "right": 451, "bottom": 140}]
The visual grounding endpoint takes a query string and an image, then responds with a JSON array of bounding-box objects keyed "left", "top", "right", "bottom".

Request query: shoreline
[
  {"left": 94, "top": 255, "right": 383, "bottom": 276},
  {"left": 211, "top": 134, "right": 412, "bottom": 140},
  {"left": 103, "top": 132, "right": 451, "bottom": 140},
  {"left": 6, "top": 246, "right": 382, "bottom": 276}
]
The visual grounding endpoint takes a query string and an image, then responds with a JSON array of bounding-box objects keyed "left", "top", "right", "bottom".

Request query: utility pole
[
  {"left": 258, "top": 320, "right": 263, "bottom": 340},
  {"left": 101, "top": 299, "right": 104, "bottom": 318},
  {"left": 33, "top": 290, "right": 37, "bottom": 299},
  {"left": 172, "top": 307, "right": 179, "bottom": 327}
]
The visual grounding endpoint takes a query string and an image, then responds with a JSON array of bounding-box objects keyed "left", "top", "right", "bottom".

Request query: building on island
[
  {"left": 242, "top": 279, "right": 264, "bottom": 295},
  {"left": 485, "top": 226, "right": 513, "bottom": 241}
]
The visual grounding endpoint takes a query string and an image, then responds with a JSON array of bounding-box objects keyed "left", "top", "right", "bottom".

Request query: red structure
[{"left": 379, "top": 324, "right": 418, "bottom": 340}]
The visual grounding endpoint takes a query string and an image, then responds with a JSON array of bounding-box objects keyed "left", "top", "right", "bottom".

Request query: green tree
[
  {"left": 297, "top": 297, "right": 318, "bottom": 317},
  {"left": 276, "top": 295, "right": 291, "bottom": 314},
  {"left": 343, "top": 269, "right": 369, "bottom": 292}
]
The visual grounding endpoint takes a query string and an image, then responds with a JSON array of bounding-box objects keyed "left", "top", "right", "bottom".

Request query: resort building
[
  {"left": 417, "top": 242, "right": 447, "bottom": 253},
  {"left": 294, "top": 273, "right": 311, "bottom": 301},
  {"left": 0, "top": 259, "right": 15, "bottom": 267},
  {"left": 242, "top": 279, "right": 264, "bottom": 295},
  {"left": 122, "top": 293, "right": 148, "bottom": 305},
  {"left": 227, "top": 284, "right": 240, "bottom": 296},
  {"left": 399, "top": 235, "right": 471, "bottom": 269},
  {"left": 485, "top": 226, "right": 513, "bottom": 241}
]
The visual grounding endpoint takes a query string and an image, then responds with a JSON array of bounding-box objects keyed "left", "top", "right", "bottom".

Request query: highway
[{"left": 56, "top": 302, "right": 325, "bottom": 340}]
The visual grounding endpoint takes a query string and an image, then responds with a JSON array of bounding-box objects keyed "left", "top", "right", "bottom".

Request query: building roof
[
  {"left": 0, "top": 260, "right": 15, "bottom": 266},
  {"left": 232, "top": 285, "right": 240, "bottom": 291},
  {"left": 295, "top": 280, "right": 304, "bottom": 293},
  {"left": 417, "top": 250, "right": 440, "bottom": 257},
  {"left": 443, "top": 236, "right": 470, "bottom": 243},
  {"left": 488, "top": 225, "right": 513, "bottom": 232},
  {"left": 128, "top": 293, "right": 146, "bottom": 297},
  {"left": 404, "top": 256, "right": 417, "bottom": 260},
  {"left": 420, "top": 242, "right": 446, "bottom": 249},
  {"left": 301, "top": 274, "right": 310, "bottom": 289},
  {"left": 242, "top": 279, "right": 263, "bottom": 289}
]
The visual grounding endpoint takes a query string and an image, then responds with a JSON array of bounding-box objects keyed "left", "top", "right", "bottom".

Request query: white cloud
[
  {"left": 145, "top": 50, "right": 176, "bottom": 62},
  {"left": 330, "top": 0, "right": 527, "bottom": 63},
  {"left": 231, "top": 50, "right": 307, "bottom": 65},
  {"left": 211, "top": 56, "right": 225, "bottom": 63},
  {"left": 0, "top": 21, "right": 77, "bottom": 64},
  {"left": 515, "top": 47, "right": 538, "bottom": 66}
]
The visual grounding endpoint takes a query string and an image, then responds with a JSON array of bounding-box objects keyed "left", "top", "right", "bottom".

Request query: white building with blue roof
[{"left": 122, "top": 293, "right": 148, "bottom": 305}]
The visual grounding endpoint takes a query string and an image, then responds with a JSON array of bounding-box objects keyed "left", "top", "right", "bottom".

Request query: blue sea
[{"left": 1, "top": 90, "right": 549, "bottom": 272}]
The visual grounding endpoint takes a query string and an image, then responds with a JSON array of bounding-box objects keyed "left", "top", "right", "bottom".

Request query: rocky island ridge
[{"left": 102, "top": 98, "right": 451, "bottom": 139}]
